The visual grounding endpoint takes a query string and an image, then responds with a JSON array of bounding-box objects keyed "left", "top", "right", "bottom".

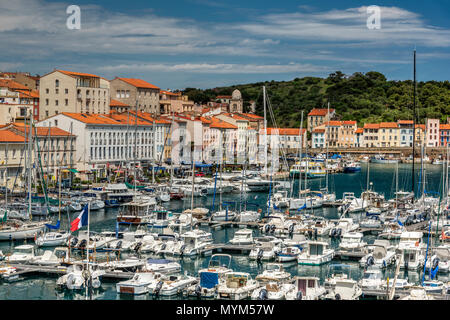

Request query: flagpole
[{"left": 85, "top": 200, "right": 90, "bottom": 300}]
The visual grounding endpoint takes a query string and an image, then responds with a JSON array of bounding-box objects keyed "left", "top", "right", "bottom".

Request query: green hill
[{"left": 183, "top": 71, "right": 450, "bottom": 128}]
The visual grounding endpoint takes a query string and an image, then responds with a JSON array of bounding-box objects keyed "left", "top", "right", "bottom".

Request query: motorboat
[
  {"left": 173, "top": 229, "right": 213, "bottom": 257},
  {"left": 148, "top": 273, "right": 198, "bottom": 296},
  {"left": 399, "top": 287, "right": 434, "bottom": 300},
  {"left": 104, "top": 183, "right": 135, "bottom": 203},
  {"left": 323, "top": 264, "right": 362, "bottom": 300},
  {"left": 359, "top": 240, "right": 396, "bottom": 269},
  {"left": 381, "top": 278, "right": 412, "bottom": 292},
  {"left": 255, "top": 263, "right": 291, "bottom": 284},
  {"left": 35, "top": 231, "right": 71, "bottom": 247},
  {"left": 378, "top": 221, "right": 404, "bottom": 239},
  {"left": 56, "top": 263, "right": 104, "bottom": 291},
  {"left": 6, "top": 245, "right": 37, "bottom": 264},
  {"left": 210, "top": 209, "right": 237, "bottom": 222},
  {"left": 425, "top": 246, "right": 449, "bottom": 273},
  {"left": 422, "top": 280, "right": 445, "bottom": 294},
  {"left": 307, "top": 217, "right": 334, "bottom": 236},
  {"left": 0, "top": 266, "right": 19, "bottom": 281},
  {"left": 360, "top": 268, "right": 384, "bottom": 291},
  {"left": 285, "top": 276, "right": 326, "bottom": 300},
  {"left": 249, "top": 240, "right": 282, "bottom": 261},
  {"left": 184, "top": 254, "right": 233, "bottom": 298},
  {"left": 343, "top": 162, "right": 361, "bottom": 173},
  {"left": 147, "top": 209, "right": 174, "bottom": 230},
  {"left": 117, "top": 196, "right": 157, "bottom": 225},
  {"left": 396, "top": 231, "right": 425, "bottom": 270},
  {"left": 359, "top": 216, "right": 382, "bottom": 229},
  {"left": 168, "top": 213, "right": 196, "bottom": 232},
  {"left": 229, "top": 229, "right": 254, "bottom": 245},
  {"left": 116, "top": 272, "right": 165, "bottom": 295},
  {"left": 251, "top": 282, "right": 295, "bottom": 300},
  {"left": 297, "top": 241, "right": 334, "bottom": 266},
  {"left": 142, "top": 258, "right": 181, "bottom": 274},
  {"left": 237, "top": 210, "right": 260, "bottom": 223},
  {"left": 97, "top": 257, "right": 145, "bottom": 273},
  {"left": 329, "top": 218, "right": 359, "bottom": 238},
  {"left": 338, "top": 232, "right": 367, "bottom": 253},
  {"left": 217, "top": 272, "right": 259, "bottom": 300},
  {"left": 246, "top": 178, "right": 272, "bottom": 192},
  {"left": 268, "top": 191, "right": 290, "bottom": 209},
  {"left": 276, "top": 246, "right": 301, "bottom": 263},
  {"left": 261, "top": 213, "right": 291, "bottom": 236},
  {"left": 31, "top": 247, "right": 70, "bottom": 266}
]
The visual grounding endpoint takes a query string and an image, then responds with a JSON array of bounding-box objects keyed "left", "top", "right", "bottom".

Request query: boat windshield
[
  {"left": 266, "top": 264, "right": 281, "bottom": 271},
  {"left": 363, "top": 272, "right": 381, "bottom": 280}
]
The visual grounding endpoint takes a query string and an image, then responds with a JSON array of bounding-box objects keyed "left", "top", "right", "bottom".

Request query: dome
[{"left": 232, "top": 89, "right": 242, "bottom": 100}]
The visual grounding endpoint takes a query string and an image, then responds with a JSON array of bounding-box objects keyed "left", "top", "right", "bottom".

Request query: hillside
[{"left": 183, "top": 71, "right": 450, "bottom": 128}]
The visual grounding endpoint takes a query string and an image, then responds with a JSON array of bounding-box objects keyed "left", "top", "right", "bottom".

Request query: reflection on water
[{"left": 0, "top": 163, "right": 447, "bottom": 299}]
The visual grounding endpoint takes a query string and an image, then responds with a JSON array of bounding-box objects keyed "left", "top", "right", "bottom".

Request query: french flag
[{"left": 70, "top": 204, "right": 89, "bottom": 232}]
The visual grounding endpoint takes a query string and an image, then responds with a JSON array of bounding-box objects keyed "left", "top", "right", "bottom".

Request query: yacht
[
  {"left": 104, "top": 183, "right": 135, "bottom": 203},
  {"left": 56, "top": 263, "right": 104, "bottom": 291},
  {"left": 229, "top": 229, "right": 254, "bottom": 245},
  {"left": 116, "top": 272, "right": 165, "bottom": 295},
  {"left": 210, "top": 209, "right": 237, "bottom": 222},
  {"left": 323, "top": 264, "right": 362, "bottom": 300},
  {"left": 142, "top": 258, "right": 181, "bottom": 274},
  {"left": 297, "top": 241, "right": 334, "bottom": 266},
  {"left": 255, "top": 263, "right": 291, "bottom": 284},
  {"left": 31, "top": 247, "right": 70, "bottom": 266},
  {"left": 397, "top": 231, "right": 426, "bottom": 270},
  {"left": 338, "top": 232, "right": 367, "bottom": 254},
  {"left": 360, "top": 269, "right": 384, "bottom": 291},
  {"left": 249, "top": 238, "right": 282, "bottom": 261},
  {"left": 117, "top": 196, "right": 157, "bottom": 225},
  {"left": 399, "top": 287, "right": 434, "bottom": 300},
  {"left": 35, "top": 231, "right": 71, "bottom": 247},
  {"left": 343, "top": 162, "right": 361, "bottom": 173},
  {"left": 217, "top": 272, "right": 259, "bottom": 300},
  {"left": 237, "top": 210, "right": 260, "bottom": 223},
  {"left": 7, "top": 245, "right": 37, "bottom": 264},
  {"left": 0, "top": 220, "right": 47, "bottom": 240},
  {"left": 329, "top": 218, "right": 359, "bottom": 238},
  {"left": 184, "top": 254, "right": 233, "bottom": 298},
  {"left": 246, "top": 178, "right": 273, "bottom": 192},
  {"left": 148, "top": 273, "right": 198, "bottom": 296},
  {"left": 97, "top": 257, "right": 145, "bottom": 273},
  {"left": 425, "top": 246, "right": 450, "bottom": 273},
  {"left": 174, "top": 229, "right": 213, "bottom": 257},
  {"left": 285, "top": 276, "right": 326, "bottom": 300},
  {"left": 359, "top": 240, "right": 396, "bottom": 269},
  {"left": 276, "top": 246, "right": 301, "bottom": 263},
  {"left": 251, "top": 281, "right": 295, "bottom": 300}
]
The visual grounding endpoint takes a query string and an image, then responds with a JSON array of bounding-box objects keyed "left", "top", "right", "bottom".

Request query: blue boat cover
[
  {"left": 45, "top": 220, "right": 60, "bottom": 230},
  {"left": 147, "top": 259, "right": 172, "bottom": 264},
  {"left": 200, "top": 272, "right": 219, "bottom": 289}
]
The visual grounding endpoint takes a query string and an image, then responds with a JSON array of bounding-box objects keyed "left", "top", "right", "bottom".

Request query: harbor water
[{"left": 0, "top": 163, "right": 448, "bottom": 300}]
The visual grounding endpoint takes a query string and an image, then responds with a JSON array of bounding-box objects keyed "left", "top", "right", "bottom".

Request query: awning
[{"left": 69, "top": 169, "right": 79, "bottom": 173}]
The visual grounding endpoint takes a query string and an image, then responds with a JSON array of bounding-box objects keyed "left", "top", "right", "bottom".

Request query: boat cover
[{"left": 200, "top": 272, "right": 219, "bottom": 289}]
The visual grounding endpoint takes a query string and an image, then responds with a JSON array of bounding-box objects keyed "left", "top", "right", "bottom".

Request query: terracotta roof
[
  {"left": 216, "top": 95, "right": 232, "bottom": 99},
  {"left": 308, "top": 108, "right": 335, "bottom": 116},
  {"left": 107, "top": 113, "right": 153, "bottom": 126},
  {"left": 109, "top": 99, "right": 129, "bottom": 107},
  {"left": 355, "top": 128, "right": 364, "bottom": 134},
  {"left": 312, "top": 128, "right": 325, "bottom": 133},
  {"left": 199, "top": 116, "right": 212, "bottom": 124},
  {"left": 16, "top": 89, "right": 39, "bottom": 99},
  {"left": 264, "top": 128, "right": 306, "bottom": 135},
  {"left": 57, "top": 70, "right": 100, "bottom": 78},
  {"left": 324, "top": 121, "right": 342, "bottom": 126},
  {"left": 13, "top": 124, "right": 73, "bottom": 137},
  {"left": 440, "top": 124, "right": 450, "bottom": 130},
  {"left": 117, "top": 78, "right": 160, "bottom": 90},
  {"left": 129, "top": 111, "right": 171, "bottom": 124},
  {"left": 61, "top": 113, "right": 121, "bottom": 125},
  {"left": 160, "top": 90, "right": 180, "bottom": 96},
  {"left": 210, "top": 117, "right": 237, "bottom": 129},
  {"left": 236, "top": 113, "right": 264, "bottom": 121},
  {"left": 415, "top": 124, "right": 426, "bottom": 130},
  {"left": 0, "top": 79, "right": 29, "bottom": 91},
  {"left": 0, "top": 129, "right": 26, "bottom": 142},
  {"left": 379, "top": 122, "right": 398, "bottom": 128},
  {"left": 342, "top": 120, "right": 357, "bottom": 125},
  {"left": 221, "top": 113, "right": 249, "bottom": 121},
  {"left": 363, "top": 123, "right": 380, "bottom": 129},
  {"left": 397, "top": 120, "right": 414, "bottom": 125}
]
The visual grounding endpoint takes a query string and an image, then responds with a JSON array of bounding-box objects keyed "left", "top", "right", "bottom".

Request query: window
[
  {"left": 65, "top": 88, "right": 68, "bottom": 94},
  {"left": 46, "top": 88, "right": 49, "bottom": 94},
  {"left": 55, "top": 120, "right": 58, "bottom": 126},
  {"left": 55, "top": 79, "right": 59, "bottom": 87},
  {"left": 65, "top": 99, "right": 68, "bottom": 106},
  {"left": 55, "top": 88, "right": 59, "bottom": 94},
  {"left": 55, "top": 100, "right": 58, "bottom": 106}
]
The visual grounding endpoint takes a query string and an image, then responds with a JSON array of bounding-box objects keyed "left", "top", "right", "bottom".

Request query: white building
[{"left": 426, "top": 118, "right": 440, "bottom": 147}]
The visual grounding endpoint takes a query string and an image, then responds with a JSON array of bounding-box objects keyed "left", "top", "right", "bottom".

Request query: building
[
  {"left": 337, "top": 121, "right": 357, "bottom": 148},
  {"left": 109, "top": 77, "right": 160, "bottom": 115},
  {"left": 109, "top": 99, "right": 131, "bottom": 113},
  {"left": 363, "top": 123, "right": 380, "bottom": 148},
  {"left": 0, "top": 128, "right": 27, "bottom": 188},
  {"left": 201, "top": 117, "right": 237, "bottom": 164},
  {"left": 312, "top": 128, "right": 325, "bottom": 149},
  {"left": 397, "top": 120, "right": 414, "bottom": 147},
  {"left": 159, "top": 90, "right": 195, "bottom": 114},
  {"left": 324, "top": 121, "right": 341, "bottom": 147},
  {"left": 263, "top": 128, "right": 307, "bottom": 152},
  {"left": 440, "top": 124, "right": 450, "bottom": 147},
  {"left": 39, "top": 70, "right": 110, "bottom": 120},
  {"left": 229, "top": 89, "right": 243, "bottom": 113},
  {"left": 307, "top": 108, "right": 335, "bottom": 132},
  {"left": 355, "top": 128, "right": 363, "bottom": 147},
  {"left": 0, "top": 72, "right": 39, "bottom": 90},
  {"left": 36, "top": 113, "right": 155, "bottom": 176},
  {"left": 378, "top": 122, "right": 399, "bottom": 147},
  {"left": 426, "top": 119, "right": 440, "bottom": 147},
  {"left": 0, "top": 79, "right": 38, "bottom": 124}
]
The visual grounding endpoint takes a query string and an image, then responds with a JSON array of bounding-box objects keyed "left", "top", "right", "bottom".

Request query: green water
[{"left": 0, "top": 163, "right": 447, "bottom": 300}]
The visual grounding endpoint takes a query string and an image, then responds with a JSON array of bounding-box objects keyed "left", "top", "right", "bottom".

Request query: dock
[
  {"left": 333, "top": 250, "right": 366, "bottom": 261},
  {"left": 197, "top": 219, "right": 263, "bottom": 230}
]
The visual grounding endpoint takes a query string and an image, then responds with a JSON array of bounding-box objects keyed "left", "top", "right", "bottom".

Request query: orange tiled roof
[
  {"left": 415, "top": 124, "right": 426, "bottom": 130},
  {"left": 129, "top": 111, "right": 171, "bottom": 124},
  {"left": 117, "top": 78, "right": 160, "bottom": 90},
  {"left": 62, "top": 113, "right": 121, "bottom": 125},
  {"left": 57, "top": 69, "right": 100, "bottom": 78},
  {"left": 313, "top": 128, "right": 325, "bottom": 133},
  {"left": 324, "top": 121, "right": 342, "bottom": 126},
  {"left": 440, "top": 124, "right": 450, "bottom": 130},
  {"left": 221, "top": 113, "right": 249, "bottom": 121},
  {"left": 397, "top": 120, "right": 414, "bottom": 125},
  {"left": 265, "top": 128, "right": 306, "bottom": 135},
  {"left": 364, "top": 123, "right": 380, "bottom": 129},
  {"left": 108, "top": 113, "right": 153, "bottom": 126},
  {"left": 199, "top": 116, "right": 212, "bottom": 124},
  {"left": 308, "top": 108, "right": 335, "bottom": 116},
  {"left": 216, "top": 95, "right": 232, "bottom": 99},
  {"left": 160, "top": 90, "right": 181, "bottom": 96},
  {"left": 342, "top": 120, "right": 357, "bottom": 125},
  {"left": 109, "top": 99, "right": 129, "bottom": 107},
  {"left": 0, "top": 129, "right": 26, "bottom": 142},
  {"left": 0, "top": 79, "right": 29, "bottom": 91},
  {"left": 379, "top": 122, "right": 398, "bottom": 128},
  {"left": 210, "top": 117, "right": 237, "bottom": 129},
  {"left": 13, "top": 124, "right": 73, "bottom": 137},
  {"left": 355, "top": 128, "right": 364, "bottom": 134},
  {"left": 16, "top": 89, "right": 39, "bottom": 99},
  {"left": 237, "top": 113, "right": 264, "bottom": 121}
]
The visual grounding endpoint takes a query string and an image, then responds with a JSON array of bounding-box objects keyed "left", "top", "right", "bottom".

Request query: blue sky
[{"left": 1, "top": 0, "right": 449, "bottom": 89}]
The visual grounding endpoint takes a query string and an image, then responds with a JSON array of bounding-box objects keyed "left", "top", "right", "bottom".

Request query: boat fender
[
  {"left": 296, "top": 291, "right": 303, "bottom": 300},
  {"left": 335, "top": 293, "right": 341, "bottom": 300},
  {"left": 258, "top": 288, "right": 268, "bottom": 300}
]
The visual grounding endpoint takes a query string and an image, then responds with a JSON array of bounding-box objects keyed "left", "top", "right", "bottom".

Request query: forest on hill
[{"left": 183, "top": 71, "right": 450, "bottom": 128}]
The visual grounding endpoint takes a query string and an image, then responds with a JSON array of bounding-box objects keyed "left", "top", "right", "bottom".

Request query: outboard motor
[
  {"left": 288, "top": 224, "right": 294, "bottom": 236},
  {"left": 159, "top": 243, "right": 166, "bottom": 253},
  {"left": 78, "top": 239, "right": 87, "bottom": 249},
  {"left": 296, "top": 291, "right": 303, "bottom": 300},
  {"left": 115, "top": 240, "right": 122, "bottom": 250},
  {"left": 195, "top": 284, "right": 202, "bottom": 299},
  {"left": 314, "top": 228, "right": 318, "bottom": 240},
  {"left": 330, "top": 228, "right": 336, "bottom": 238},
  {"left": 258, "top": 288, "right": 268, "bottom": 300},
  {"left": 404, "top": 259, "right": 409, "bottom": 271},
  {"left": 134, "top": 242, "right": 142, "bottom": 253},
  {"left": 264, "top": 225, "right": 270, "bottom": 233},
  {"left": 366, "top": 255, "right": 375, "bottom": 267},
  {"left": 335, "top": 293, "right": 341, "bottom": 300},
  {"left": 336, "top": 228, "right": 342, "bottom": 238},
  {"left": 270, "top": 225, "right": 276, "bottom": 234},
  {"left": 257, "top": 248, "right": 264, "bottom": 261},
  {"left": 308, "top": 230, "right": 313, "bottom": 239},
  {"left": 70, "top": 237, "right": 78, "bottom": 247},
  {"left": 180, "top": 244, "right": 186, "bottom": 256},
  {"left": 154, "top": 280, "right": 164, "bottom": 296},
  {"left": 432, "top": 257, "right": 440, "bottom": 270}
]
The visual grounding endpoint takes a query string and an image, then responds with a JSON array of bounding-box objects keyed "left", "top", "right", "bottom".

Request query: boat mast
[
  {"left": 28, "top": 111, "right": 33, "bottom": 220},
  {"left": 190, "top": 141, "right": 194, "bottom": 231},
  {"left": 412, "top": 49, "right": 417, "bottom": 200},
  {"left": 134, "top": 100, "right": 138, "bottom": 194},
  {"left": 395, "top": 161, "right": 399, "bottom": 210},
  {"left": 152, "top": 119, "right": 155, "bottom": 185},
  {"left": 326, "top": 102, "right": 330, "bottom": 192},
  {"left": 298, "top": 111, "right": 304, "bottom": 199},
  {"left": 263, "top": 86, "right": 268, "bottom": 176}
]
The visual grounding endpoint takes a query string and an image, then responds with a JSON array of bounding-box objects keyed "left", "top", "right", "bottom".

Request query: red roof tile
[
  {"left": 117, "top": 78, "right": 160, "bottom": 90},
  {"left": 0, "top": 129, "right": 26, "bottom": 142},
  {"left": 308, "top": 108, "right": 335, "bottom": 116},
  {"left": 57, "top": 70, "right": 100, "bottom": 78}
]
